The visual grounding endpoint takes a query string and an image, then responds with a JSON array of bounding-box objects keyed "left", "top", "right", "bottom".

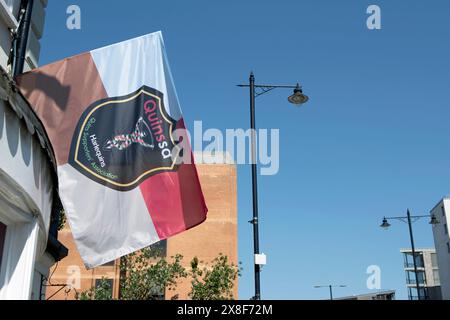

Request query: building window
[
  {"left": 149, "top": 239, "right": 167, "bottom": 257},
  {"left": 445, "top": 224, "right": 449, "bottom": 235},
  {"left": 94, "top": 279, "right": 114, "bottom": 299},
  {"left": 442, "top": 206, "right": 446, "bottom": 217},
  {"left": 431, "top": 253, "right": 438, "bottom": 268},
  {"left": 447, "top": 242, "right": 450, "bottom": 253},
  {"left": 415, "top": 254, "right": 424, "bottom": 268},
  {"left": 404, "top": 252, "right": 413, "bottom": 268},
  {"left": 149, "top": 286, "right": 166, "bottom": 300},
  {"left": 404, "top": 252, "right": 424, "bottom": 268},
  {"left": 408, "top": 287, "right": 428, "bottom": 300},
  {"left": 433, "top": 270, "right": 441, "bottom": 286},
  {"left": 0, "top": 205, "right": 41, "bottom": 299},
  {"left": 0, "top": 222, "right": 6, "bottom": 268}
]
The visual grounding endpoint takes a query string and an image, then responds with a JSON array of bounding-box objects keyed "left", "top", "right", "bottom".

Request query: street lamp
[
  {"left": 314, "top": 284, "right": 347, "bottom": 300},
  {"left": 379, "top": 210, "right": 439, "bottom": 300},
  {"left": 288, "top": 84, "right": 309, "bottom": 105},
  {"left": 238, "top": 72, "right": 309, "bottom": 300}
]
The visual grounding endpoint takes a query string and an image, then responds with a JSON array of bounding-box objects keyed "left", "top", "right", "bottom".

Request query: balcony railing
[
  {"left": 409, "top": 295, "right": 429, "bottom": 300},
  {"left": 407, "top": 279, "right": 426, "bottom": 285},
  {"left": 404, "top": 262, "right": 425, "bottom": 269}
]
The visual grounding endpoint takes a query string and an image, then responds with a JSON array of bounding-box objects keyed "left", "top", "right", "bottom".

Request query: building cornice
[
  {"left": 0, "top": 0, "right": 19, "bottom": 29},
  {"left": 0, "top": 65, "right": 57, "bottom": 172}
]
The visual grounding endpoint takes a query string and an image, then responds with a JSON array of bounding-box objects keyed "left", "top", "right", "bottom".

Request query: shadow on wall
[
  {"left": 0, "top": 99, "right": 49, "bottom": 191},
  {"left": 18, "top": 71, "right": 71, "bottom": 112},
  {"left": 4, "top": 102, "right": 19, "bottom": 157}
]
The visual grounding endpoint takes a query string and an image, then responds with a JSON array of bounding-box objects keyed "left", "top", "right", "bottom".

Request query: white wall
[
  {"left": 0, "top": 0, "right": 51, "bottom": 300},
  {"left": 431, "top": 198, "right": 450, "bottom": 300},
  {"left": 0, "top": 98, "right": 54, "bottom": 299}
]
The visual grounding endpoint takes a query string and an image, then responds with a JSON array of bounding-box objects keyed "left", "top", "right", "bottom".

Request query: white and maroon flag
[{"left": 17, "top": 31, "right": 208, "bottom": 268}]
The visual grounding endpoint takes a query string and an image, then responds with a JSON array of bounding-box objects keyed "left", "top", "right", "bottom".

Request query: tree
[
  {"left": 78, "top": 277, "right": 113, "bottom": 300},
  {"left": 189, "top": 254, "right": 241, "bottom": 300},
  {"left": 77, "top": 247, "right": 240, "bottom": 300},
  {"left": 119, "top": 246, "right": 187, "bottom": 300}
]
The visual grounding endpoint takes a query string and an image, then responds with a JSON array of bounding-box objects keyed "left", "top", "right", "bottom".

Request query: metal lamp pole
[
  {"left": 380, "top": 210, "right": 439, "bottom": 300},
  {"left": 238, "top": 72, "right": 309, "bottom": 300},
  {"left": 314, "top": 285, "right": 347, "bottom": 300}
]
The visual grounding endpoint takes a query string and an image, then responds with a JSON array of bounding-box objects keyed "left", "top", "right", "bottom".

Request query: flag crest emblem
[{"left": 69, "top": 85, "right": 179, "bottom": 191}]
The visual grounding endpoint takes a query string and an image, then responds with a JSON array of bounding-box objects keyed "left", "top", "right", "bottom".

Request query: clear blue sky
[{"left": 39, "top": 1, "right": 450, "bottom": 300}]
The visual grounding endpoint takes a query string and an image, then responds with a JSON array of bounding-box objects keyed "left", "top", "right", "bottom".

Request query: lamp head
[
  {"left": 288, "top": 84, "right": 309, "bottom": 105},
  {"left": 380, "top": 217, "right": 391, "bottom": 229},
  {"left": 430, "top": 214, "right": 440, "bottom": 225}
]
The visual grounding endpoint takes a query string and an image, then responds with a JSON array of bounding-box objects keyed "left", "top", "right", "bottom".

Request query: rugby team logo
[{"left": 69, "top": 85, "right": 179, "bottom": 191}]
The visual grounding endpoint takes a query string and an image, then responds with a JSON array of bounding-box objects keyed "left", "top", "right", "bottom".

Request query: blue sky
[{"left": 39, "top": 1, "right": 450, "bottom": 300}]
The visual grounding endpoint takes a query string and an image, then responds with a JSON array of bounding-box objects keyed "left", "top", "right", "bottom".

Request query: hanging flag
[{"left": 17, "top": 31, "right": 208, "bottom": 269}]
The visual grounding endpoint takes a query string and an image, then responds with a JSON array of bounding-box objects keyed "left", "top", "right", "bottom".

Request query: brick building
[{"left": 45, "top": 154, "right": 238, "bottom": 300}]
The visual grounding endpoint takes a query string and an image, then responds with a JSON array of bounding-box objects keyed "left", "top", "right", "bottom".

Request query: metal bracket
[{"left": 255, "top": 86, "right": 276, "bottom": 98}]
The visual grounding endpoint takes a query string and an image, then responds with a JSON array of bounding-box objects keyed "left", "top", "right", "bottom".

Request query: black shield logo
[{"left": 69, "top": 86, "right": 180, "bottom": 191}]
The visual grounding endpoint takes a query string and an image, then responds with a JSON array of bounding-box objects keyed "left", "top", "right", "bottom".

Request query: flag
[{"left": 17, "top": 31, "right": 208, "bottom": 269}]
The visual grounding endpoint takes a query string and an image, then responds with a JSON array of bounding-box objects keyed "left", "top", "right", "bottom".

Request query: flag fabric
[{"left": 17, "top": 31, "right": 208, "bottom": 269}]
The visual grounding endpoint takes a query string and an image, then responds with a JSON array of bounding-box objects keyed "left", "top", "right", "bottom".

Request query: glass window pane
[
  {"left": 406, "top": 270, "right": 426, "bottom": 285},
  {"left": 415, "top": 254, "right": 424, "bottom": 268},
  {"left": 431, "top": 253, "right": 438, "bottom": 268},
  {"left": 404, "top": 252, "right": 414, "bottom": 268},
  {"left": 433, "top": 270, "right": 440, "bottom": 285},
  {"left": 149, "top": 239, "right": 167, "bottom": 257},
  {"left": 409, "top": 287, "right": 428, "bottom": 300}
]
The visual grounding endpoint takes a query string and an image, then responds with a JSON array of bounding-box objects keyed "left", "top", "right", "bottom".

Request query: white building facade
[
  {"left": 431, "top": 197, "right": 450, "bottom": 300},
  {"left": 400, "top": 248, "right": 441, "bottom": 300},
  {"left": 0, "top": 0, "right": 67, "bottom": 300}
]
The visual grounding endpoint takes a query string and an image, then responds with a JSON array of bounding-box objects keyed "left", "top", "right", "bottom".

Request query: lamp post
[
  {"left": 380, "top": 210, "right": 439, "bottom": 300},
  {"left": 238, "top": 72, "right": 309, "bottom": 300},
  {"left": 314, "top": 285, "right": 347, "bottom": 300}
]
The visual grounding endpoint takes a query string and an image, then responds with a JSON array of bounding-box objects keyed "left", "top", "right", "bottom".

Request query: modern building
[
  {"left": 430, "top": 197, "right": 450, "bottom": 300},
  {"left": 45, "top": 153, "right": 238, "bottom": 300},
  {"left": 400, "top": 248, "right": 441, "bottom": 300},
  {"left": 0, "top": 0, "right": 67, "bottom": 300},
  {"left": 335, "top": 290, "right": 396, "bottom": 300}
]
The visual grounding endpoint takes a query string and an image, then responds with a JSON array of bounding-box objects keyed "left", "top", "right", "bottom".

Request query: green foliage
[
  {"left": 189, "top": 254, "right": 241, "bottom": 300},
  {"left": 58, "top": 209, "right": 66, "bottom": 231},
  {"left": 77, "top": 277, "right": 113, "bottom": 300},
  {"left": 77, "top": 245, "right": 240, "bottom": 301},
  {"left": 119, "top": 246, "right": 187, "bottom": 300}
]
